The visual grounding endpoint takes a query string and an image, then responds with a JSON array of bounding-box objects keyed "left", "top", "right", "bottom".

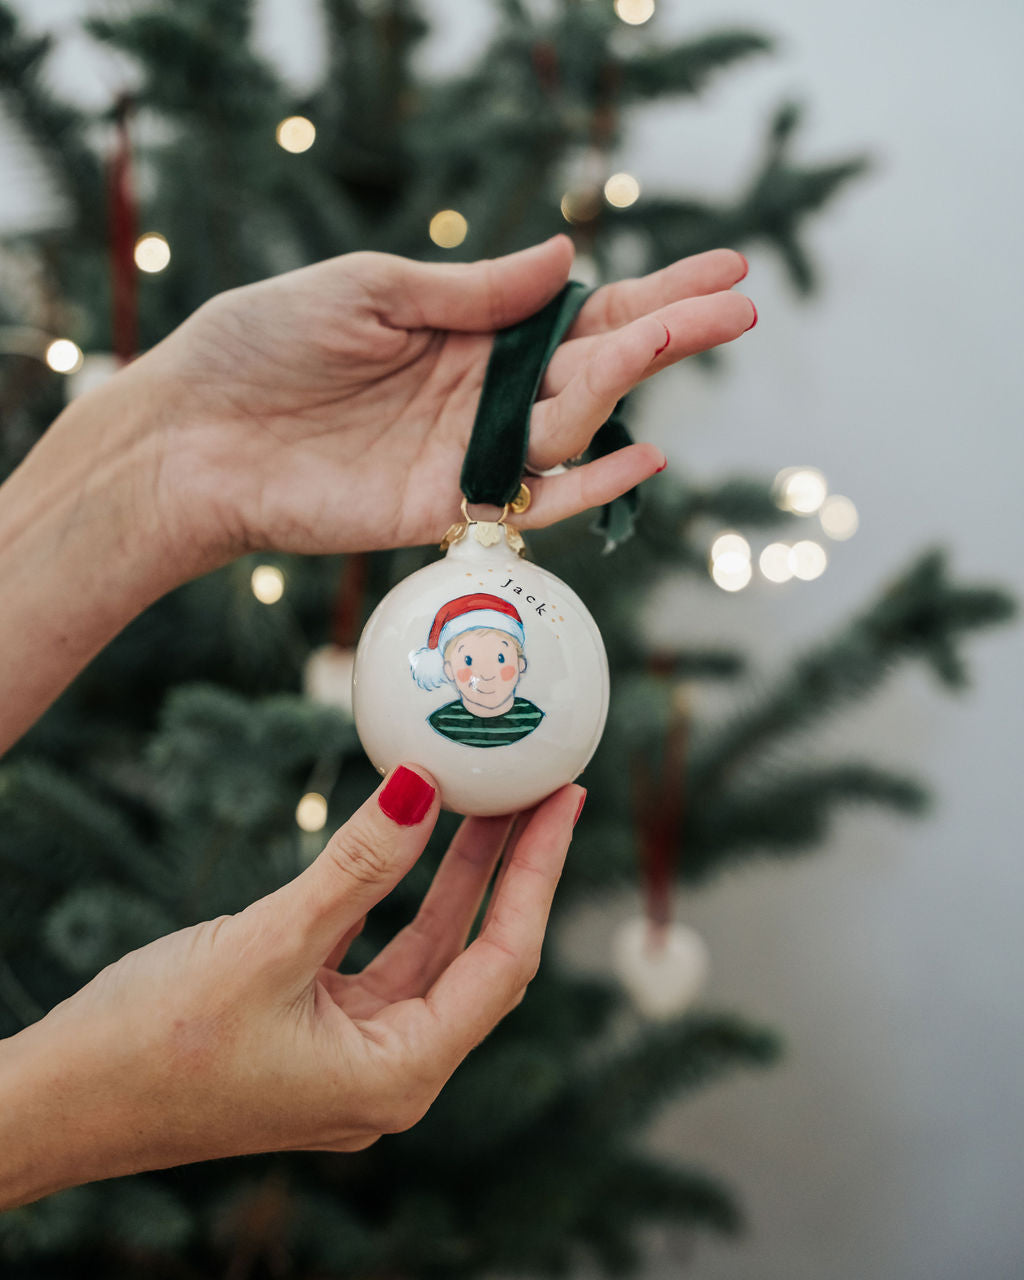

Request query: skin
[
  {"left": 0, "top": 237, "right": 754, "bottom": 1205},
  {"left": 443, "top": 629, "right": 527, "bottom": 717}
]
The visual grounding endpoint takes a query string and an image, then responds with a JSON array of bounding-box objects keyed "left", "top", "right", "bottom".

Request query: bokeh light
[
  {"left": 276, "top": 116, "right": 316, "bottom": 153},
  {"left": 134, "top": 233, "right": 171, "bottom": 273},
  {"left": 790, "top": 540, "right": 828, "bottom": 580},
  {"left": 774, "top": 466, "right": 828, "bottom": 514},
  {"left": 760, "top": 542, "right": 794, "bottom": 583},
  {"left": 44, "top": 338, "right": 83, "bottom": 374},
  {"left": 604, "top": 172, "right": 641, "bottom": 208},
  {"left": 711, "top": 556, "right": 753, "bottom": 592},
  {"left": 820, "top": 494, "right": 859, "bottom": 540},
  {"left": 560, "top": 189, "right": 602, "bottom": 224},
  {"left": 251, "top": 564, "right": 285, "bottom": 604},
  {"left": 710, "top": 531, "right": 751, "bottom": 563},
  {"left": 296, "top": 792, "right": 328, "bottom": 833},
  {"left": 429, "top": 209, "right": 468, "bottom": 248},
  {"left": 615, "top": 0, "right": 656, "bottom": 24}
]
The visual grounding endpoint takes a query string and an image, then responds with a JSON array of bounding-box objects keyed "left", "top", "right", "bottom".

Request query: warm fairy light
[
  {"left": 429, "top": 209, "right": 468, "bottom": 248},
  {"left": 710, "top": 531, "right": 750, "bottom": 563},
  {"left": 711, "top": 556, "right": 752, "bottom": 592},
  {"left": 44, "top": 338, "right": 83, "bottom": 374},
  {"left": 296, "top": 791, "right": 328, "bottom": 832},
  {"left": 560, "top": 189, "right": 601, "bottom": 224},
  {"left": 774, "top": 466, "right": 828, "bottom": 514},
  {"left": 820, "top": 494, "right": 859, "bottom": 540},
  {"left": 614, "top": 0, "right": 656, "bottom": 24},
  {"left": 251, "top": 564, "right": 285, "bottom": 604},
  {"left": 789, "top": 540, "right": 828, "bottom": 581},
  {"left": 604, "top": 172, "right": 641, "bottom": 208},
  {"left": 760, "top": 542, "right": 794, "bottom": 583},
  {"left": 134, "top": 233, "right": 171, "bottom": 273},
  {"left": 276, "top": 115, "right": 316, "bottom": 153}
]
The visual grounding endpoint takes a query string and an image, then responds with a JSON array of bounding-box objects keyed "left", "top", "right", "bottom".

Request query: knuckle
[{"left": 325, "top": 822, "right": 392, "bottom": 887}]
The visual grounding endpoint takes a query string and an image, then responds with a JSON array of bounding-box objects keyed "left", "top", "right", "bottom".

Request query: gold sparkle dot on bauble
[
  {"left": 296, "top": 792, "right": 328, "bottom": 832},
  {"left": 251, "top": 564, "right": 285, "bottom": 604},
  {"left": 604, "top": 172, "right": 641, "bottom": 208},
  {"left": 614, "top": 0, "right": 655, "bottom": 24},
  {"left": 276, "top": 115, "right": 316, "bottom": 153},
  {"left": 44, "top": 338, "right": 83, "bottom": 374},
  {"left": 429, "top": 209, "right": 468, "bottom": 248}
]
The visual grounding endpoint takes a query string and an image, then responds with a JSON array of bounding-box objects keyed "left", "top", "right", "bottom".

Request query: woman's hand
[
  {"left": 0, "top": 767, "right": 583, "bottom": 1206},
  {"left": 141, "top": 236, "right": 754, "bottom": 564}
]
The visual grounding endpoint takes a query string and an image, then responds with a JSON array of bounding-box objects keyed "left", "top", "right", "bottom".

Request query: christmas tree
[{"left": 0, "top": 1, "right": 1013, "bottom": 1275}]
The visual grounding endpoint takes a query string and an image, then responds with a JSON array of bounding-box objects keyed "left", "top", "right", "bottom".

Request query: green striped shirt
[{"left": 428, "top": 697, "right": 544, "bottom": 748}]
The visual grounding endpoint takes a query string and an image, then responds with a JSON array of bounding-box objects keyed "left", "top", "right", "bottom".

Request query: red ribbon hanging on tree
[
  {"left": 633, "top": 662, "right": 690, "bottom": 941},
  {"left": 108, "top": 95, "right": 138, "bottom": 365}
]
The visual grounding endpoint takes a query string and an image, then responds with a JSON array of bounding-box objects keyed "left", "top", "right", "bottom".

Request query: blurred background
[{"left": 0, "top": 1, "right": 1021, "bottom": 1278}]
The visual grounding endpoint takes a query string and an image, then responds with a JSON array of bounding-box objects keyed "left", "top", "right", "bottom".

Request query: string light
[
  {"left": 820, "top": 494, "right": 859, "bottom": 540},
  {"left": 276, "top": 116, "right": 316, "bottom": 153},
  {"left": 759, "top": 542, "right": 794, "bottom": 583},
  {"left": 773, "top": 466, "right": 828, "bottom": 515},
  {"left": 429, "top": 209, "right": 468, "bottom": 248},
  {"left": 560, "top": 189, "right": 601, "bottom": 224},
  {"left": 710, "top": 530, "right": 752, "bottom": 592},
  {"left": 614, "top": 0, "right": 656, "bottom": 24},
  {"left": 296, "top": 792, "right": 328, "bottom": 832},
  {"left": 604, "top": 172, "right": 640, "bottom": 208},
  {"left": 251, "top": 564, "right": 285, "bottom": 604},
  {"left": 790, "top": 540, "right": 828, "bottom": 581},
  {"left": 134, "top": 233, "right": 171, "bottom": 273},
  {"left": 44, "top": 338, "right": 83, "bottom": 374}
]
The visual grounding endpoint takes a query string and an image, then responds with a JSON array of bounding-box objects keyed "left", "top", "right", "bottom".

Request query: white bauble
[
  {"left": 304, "top": 644, "right": 356, "bottom": 717},
  {"left": 353, "top": 525, "right": 609, "bottom": 816},
  {"left": 613, "top": 917, "right": 710, "bottom": 1020}
]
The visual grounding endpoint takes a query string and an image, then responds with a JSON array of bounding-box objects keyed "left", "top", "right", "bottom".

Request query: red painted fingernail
[
  {"left": 573, "top": 790, "right": 587, "bottom": 827},
  {"left": 655, "top": 455, "right": 668, "bottom": 473},
  {"left": 651, "top": 324, "right": 671, "bottom": 361},
  {"left": 379, "top": 766, "right": 435, "bottom": 826},
  {"left": 736, "top": 251, "right": 749, "bottom": 280},
  {"left": 746, "top": 301, "right": 758, "bottom": 331}
]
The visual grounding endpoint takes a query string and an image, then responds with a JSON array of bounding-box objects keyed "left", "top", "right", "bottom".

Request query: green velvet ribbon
[{"left": 461, "top": 279, "right": 640, "bottom": 551}]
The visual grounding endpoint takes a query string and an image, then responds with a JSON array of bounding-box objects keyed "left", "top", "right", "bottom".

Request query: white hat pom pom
[{"left": 409, "top": 645, "right": 448, "bottom": 691}]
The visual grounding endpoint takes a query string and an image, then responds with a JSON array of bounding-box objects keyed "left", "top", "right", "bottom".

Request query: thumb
[
  {"left": 386, "top": 235, "right": 575, "bottom": 333},
  {"left": 269, "top": 764, "right": 440, "bottom": 972}
]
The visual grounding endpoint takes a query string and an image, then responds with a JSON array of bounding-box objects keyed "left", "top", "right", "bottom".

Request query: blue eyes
[
  {"left": 462, "top": 651, "right": 509, "bottom": 667},
  {"left": 498, "top": 653, "right": 505, "bottom": 664},
  {"left": 463, "top": 656, "right": 472, "bottom": 666}
]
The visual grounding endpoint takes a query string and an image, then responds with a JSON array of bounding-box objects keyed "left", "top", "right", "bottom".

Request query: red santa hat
[{"left": 409, "top": 594, "right": 526, "bottom": 690}]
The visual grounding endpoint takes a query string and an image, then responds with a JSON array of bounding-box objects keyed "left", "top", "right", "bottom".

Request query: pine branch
[
  {"left": 692, "top": 549, "right": 1016, "bottom": 796},
  {"left": 687, "top": 761, "right": 929, "bottom": 880},
  {"left": 618, "top": 30, "right": 775, "bottom": 102}
]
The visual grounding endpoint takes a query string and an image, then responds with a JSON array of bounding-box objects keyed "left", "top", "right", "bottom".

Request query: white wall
[{"left": 3, "top": 2, "right": 1021, "bottom": 1277}]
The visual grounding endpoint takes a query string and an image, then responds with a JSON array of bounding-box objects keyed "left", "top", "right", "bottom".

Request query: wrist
[{"left": 0, "top": 359, "right": 202, "bottom": 751}]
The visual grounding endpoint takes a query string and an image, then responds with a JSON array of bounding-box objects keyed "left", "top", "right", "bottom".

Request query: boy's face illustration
[{"left": 443, "top": 629, "right": 526, "bottom": 717}]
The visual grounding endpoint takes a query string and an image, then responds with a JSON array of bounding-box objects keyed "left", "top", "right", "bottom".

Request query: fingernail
[
  {"left": 655, "top": 455, "right": 668, "bottom": 474},
  {"left": 573, "top": 790, "right": 587, "bottom": 827},
  {"left": 746, "top": 301, "right": 758, "bottom": 332},
  {"left": 379, "top": 766, "right": 435, "bottom": 826},
  {"left": 736, "top": 251, "right": 749, "bottom": 281},
  {"left": 650, "top": 324, "right": 671, "bottom": 362}
]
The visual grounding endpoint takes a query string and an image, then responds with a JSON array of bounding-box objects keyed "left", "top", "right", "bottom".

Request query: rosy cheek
[
  {"left": 456, "top": 667, "right": 473, "bottom": 684},
  {"left": 500, "top": 665, "right": 517, "bottom": 681}
]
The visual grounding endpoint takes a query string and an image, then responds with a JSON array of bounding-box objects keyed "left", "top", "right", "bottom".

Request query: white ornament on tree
[
  {"left": 353, "top": 521, "right": 608, "bottom": 816},
  {"left": 304, "top": 644, "right": 357, "bottom": 718},
  {"left": 613, "top": 916, "right": 710, "bottom": 1020}
]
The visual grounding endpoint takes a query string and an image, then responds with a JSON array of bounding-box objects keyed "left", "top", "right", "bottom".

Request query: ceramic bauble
[{"left": 353, "top": 521, "right": 608, "bottom": 816}]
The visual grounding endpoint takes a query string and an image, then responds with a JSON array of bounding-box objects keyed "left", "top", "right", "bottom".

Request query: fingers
[
  {"left": 530, "top": 289, "right": 756, "bottom": 472},
  {"left": 566, "top": 247, "right": 748, "bottom": 340},
  {"left": 386, "top": 783, "right": 582, "bottom": 1076},
  {"left": 342, "top": 813, "right": 518, "bottom": 1010},
  {"left": 381, "top": 235, "right": 575, "bottom": 333},
  {"left": 263, "top": 764, "right": 440, "bottom": 975},
  {"left": 516, "top": 443, "right": 666, "bottom": 530}
]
